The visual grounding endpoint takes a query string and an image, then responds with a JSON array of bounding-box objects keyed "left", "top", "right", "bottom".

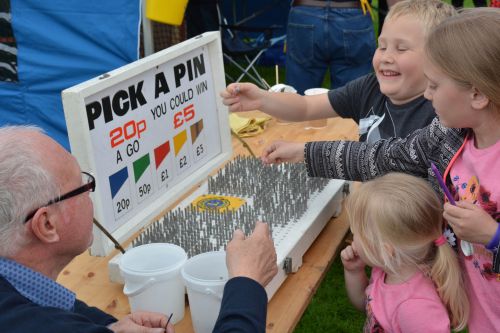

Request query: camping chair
[{"left": 216, "top": 1, "right": 286, "bottom": 89}]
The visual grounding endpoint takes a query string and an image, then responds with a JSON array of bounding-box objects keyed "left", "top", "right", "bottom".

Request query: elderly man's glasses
[{"left": 24, "top": 171, "right": 96, "bottom": 223}]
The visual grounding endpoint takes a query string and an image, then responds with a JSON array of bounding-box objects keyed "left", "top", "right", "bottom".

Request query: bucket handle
[
  {"left": 204, "top": 287, "right": 223, "bottom": 300},
  {"left": 124, "top": 277, "right": 157, "bottom": 297}
]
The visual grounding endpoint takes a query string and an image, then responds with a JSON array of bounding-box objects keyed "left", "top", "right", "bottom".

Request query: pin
[{"left": 165, "top": 312, "right": 173, "bottom": 332}]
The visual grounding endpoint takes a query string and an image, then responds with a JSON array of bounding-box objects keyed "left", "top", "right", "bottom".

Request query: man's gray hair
[{"left": 0, "top": 126, "right": 59, "bottom": 256}]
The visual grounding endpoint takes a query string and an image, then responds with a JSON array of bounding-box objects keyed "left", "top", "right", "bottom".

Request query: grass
[
  {"left": 294, "top": 249, "right": 367, "bottom": 332},
  {"left": 225, "top": 1, "right": 481, "bottom": 331}
]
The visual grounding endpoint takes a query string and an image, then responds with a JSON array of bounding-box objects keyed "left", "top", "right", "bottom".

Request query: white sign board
[{"left": 62, "top": 32, "right": 231, "bottom": 256}]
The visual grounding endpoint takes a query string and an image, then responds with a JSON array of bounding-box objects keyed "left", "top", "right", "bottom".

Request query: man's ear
[
  {"left": 29, "top": 207, "right": 60, "bottom": 244},
  {"left": 471, "top": 87, "right": 490, "bottom": 110}
]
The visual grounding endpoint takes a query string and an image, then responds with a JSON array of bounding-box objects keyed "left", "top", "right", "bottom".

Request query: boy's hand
[
  {"left": 341, "top": 245, "right": 365, "bottom": 272},
  {"left": 220, "top": 82, "right": 264, "bottom": 113},
  {"left": 261, "top": 141, "right": 305, "bottom": 164},
  {"left": 443, "top": 201, "right": 498, "bottom": 245}
]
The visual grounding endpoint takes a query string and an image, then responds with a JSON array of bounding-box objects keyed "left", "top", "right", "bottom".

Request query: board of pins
[{"left": 109, "top": 156, "right": 348, "bottom": 298}]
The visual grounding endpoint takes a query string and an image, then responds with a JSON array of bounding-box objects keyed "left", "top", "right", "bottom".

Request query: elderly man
[{"left": 0, "top": 126, "right": 277, "bottom": 333}]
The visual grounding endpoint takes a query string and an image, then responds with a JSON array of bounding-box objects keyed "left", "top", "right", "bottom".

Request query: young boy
[{"left": 221, "top": 0, "right": 456, "bottom": 148}]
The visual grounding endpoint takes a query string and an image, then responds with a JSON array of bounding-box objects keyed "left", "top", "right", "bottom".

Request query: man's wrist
[{"left": 229, "top": 271, "right": 261, "bottom": 285}]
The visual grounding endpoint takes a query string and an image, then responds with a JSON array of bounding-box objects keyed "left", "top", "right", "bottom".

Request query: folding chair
[{"left": 216, "top": 0, "right": 287, "bottom": 89}]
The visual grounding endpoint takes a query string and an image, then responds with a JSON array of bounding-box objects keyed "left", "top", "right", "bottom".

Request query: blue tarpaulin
[{"left": 0, "top": 0, "right": 140, "bottom": 150}]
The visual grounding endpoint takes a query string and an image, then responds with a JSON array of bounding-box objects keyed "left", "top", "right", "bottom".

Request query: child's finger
[
  {"left": 221, "top": 93, "right": 238, "bottom": 102},
  {"left": 261, "top": 144, "right": 277, "bottom": 162},
  {"left": 225, "top": 83, "right": 240, "bottom": 95},
  {"left": 443, "top": 202, "right": 464, "bottom": 218},
  {"left": 455, "top": 200, "right": 476, "bottom": 209},
  {"left": 220, "top": 89, "right": 232, "bottom": 98},
  {"left": 341, "top": 245, "right": 354, "bottom": 260}
]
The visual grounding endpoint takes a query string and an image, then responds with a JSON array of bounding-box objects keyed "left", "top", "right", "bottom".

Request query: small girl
[{"left": 341, "top": 173, "right": 469, "bottom": 332}]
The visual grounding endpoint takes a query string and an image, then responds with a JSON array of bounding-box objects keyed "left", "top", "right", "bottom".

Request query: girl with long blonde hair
[{"left": 341, "top": 173, "right": 469, "bottom": 332}]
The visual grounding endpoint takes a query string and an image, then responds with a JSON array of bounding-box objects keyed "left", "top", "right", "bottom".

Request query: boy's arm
[
  {"left": 304, "top": 118, "right": 446, "bottom": 181},
  {"left": 262, "top": 90, "right": 337, "bottom": 121},
  {"left": 221, "top": 82, "right": 338, "bottom": 121}
]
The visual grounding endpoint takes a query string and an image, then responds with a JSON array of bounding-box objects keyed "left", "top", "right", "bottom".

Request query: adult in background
[
  {"left": 0, "top": 126, "right": 277, "bottom": 333},
  {"left": 185, "top": 0, "right": 219, "bottom": 38},
  {"left": 285, "top": 0, "right": 376, "bottom": 94}
]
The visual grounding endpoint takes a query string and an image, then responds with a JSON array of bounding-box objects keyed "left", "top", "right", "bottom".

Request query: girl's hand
[
  {"left": 261, "top": 141, "right": 305, "bottom": 164},
  {"left": 443, "top": 201, "right": 498, "bottom": 245},
  {"left": 341, "top": 245, "right": 366, "bottom": 272}
]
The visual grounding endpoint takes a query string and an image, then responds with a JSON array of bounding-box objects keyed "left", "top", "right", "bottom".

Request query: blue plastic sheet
[{"left": 0, "top": 0, "right": 140, "bottom": 150}]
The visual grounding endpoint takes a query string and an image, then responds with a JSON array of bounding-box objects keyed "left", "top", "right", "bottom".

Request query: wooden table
[{"left": 58, "top": 113, "right": 358, "bottom": 332}]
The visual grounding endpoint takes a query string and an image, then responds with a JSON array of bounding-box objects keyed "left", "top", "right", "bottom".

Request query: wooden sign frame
[{"left": 62, "top": 32, "right": 231, "bottom": 256}]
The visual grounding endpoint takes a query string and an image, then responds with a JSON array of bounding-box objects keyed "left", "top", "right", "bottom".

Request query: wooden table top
[{"left": 57, "top": 113, "right": 358, "bottom": 333}]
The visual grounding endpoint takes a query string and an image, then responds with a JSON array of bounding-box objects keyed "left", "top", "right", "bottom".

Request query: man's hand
[
  {"left": 220, "top": 82, "right": 264, "bottom": 113},
  {"left": 226, "top": 221, "right": 278, "bottom": 287},
  {"left": 261, "top": 141, "right": 305, "bottom": 164},
  {"left": 444, "top": 201, "right": 498, "bottom": 245},
  {"left": 108, "top": 311, "right": 174, "bottom": 333}
]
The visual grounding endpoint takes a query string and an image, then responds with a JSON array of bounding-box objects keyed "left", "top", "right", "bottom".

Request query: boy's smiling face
[{"left": 373, "top": 15, "right": 427, "bottom": 105}]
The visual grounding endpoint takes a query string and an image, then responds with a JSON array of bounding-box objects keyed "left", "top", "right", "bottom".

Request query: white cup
[{"left": 304, "top": 88, "right": 329, "bottom": 130}]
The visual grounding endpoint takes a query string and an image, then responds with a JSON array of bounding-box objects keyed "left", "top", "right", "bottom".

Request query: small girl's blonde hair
[
  {"left": 426, "top": 8, "right": 500, "bottom": 109},
  {"left": 347, "top": 173, "right": 469, "bottom": 330},
  {"left": 386, "top": 0, "right": 457, "bottom": 36}
]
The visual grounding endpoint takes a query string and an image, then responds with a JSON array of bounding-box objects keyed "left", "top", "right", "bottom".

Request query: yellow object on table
[{"left": 229, "top": 113, "right": 272, "bottom": 138}]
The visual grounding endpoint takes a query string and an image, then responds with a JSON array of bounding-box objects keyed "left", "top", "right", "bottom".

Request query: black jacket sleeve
[{"left": 213, "top": 277, "right": 268, "bottom": 333}]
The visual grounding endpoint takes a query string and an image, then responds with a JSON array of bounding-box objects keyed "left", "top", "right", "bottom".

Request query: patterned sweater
[
  {"left": 305, "top": 117, "right": 468, "bottom": 197},
  {"left": 305, "top": 117, "right": 500, "bottom": 275}
]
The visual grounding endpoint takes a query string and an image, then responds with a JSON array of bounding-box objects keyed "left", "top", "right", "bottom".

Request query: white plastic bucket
[
  {"left": 181, "top": 251, "right": 228, "bottom": 333},
  {"left": 119, "top": 243, "right": 187, "bottom": 324}
]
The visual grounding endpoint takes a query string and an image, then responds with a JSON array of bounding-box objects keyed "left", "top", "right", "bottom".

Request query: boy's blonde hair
[
  {"left": 386, "top": 0, "right": 457, "bottom": 36},
  {"left": 426, "top": 8, "right": 500, "bottom": 109},
  {"left": 347, "top": 173, "right": 469, "bottom": 330}
]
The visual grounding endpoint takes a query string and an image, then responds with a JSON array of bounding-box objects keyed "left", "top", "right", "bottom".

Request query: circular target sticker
[
  {"left": 197, "top": 197, "right": 230, "bottom": 210},
  {"left": 192, "top": 194, "right": 246, "bottom": 212}
]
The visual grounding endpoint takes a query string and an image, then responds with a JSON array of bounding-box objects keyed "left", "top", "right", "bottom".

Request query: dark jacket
[{"left": 0, "top": 276, "right": 117, "bottom": 333}]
